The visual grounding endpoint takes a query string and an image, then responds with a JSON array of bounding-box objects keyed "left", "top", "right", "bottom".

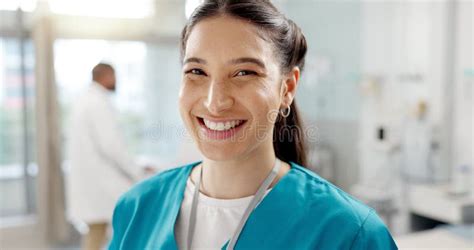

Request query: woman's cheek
[
  {"left": 255, "top": 83, "right": 281, "bottom": 124},
  {"left": 180, "top": 77, "right": 202, "bottom": 100},
  {"left": 179, "top": 82, "right": 197, "bottom": 123},
  {"left": 255, "top": 83, "right": 279, "bottom": 106}
]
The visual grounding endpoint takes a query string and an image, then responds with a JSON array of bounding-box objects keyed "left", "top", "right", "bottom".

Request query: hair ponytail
[
  {"left": 273, "top": 101, "right": 307, "bottom": 166},
  {"left": 287, "top": 20, "right": 307, "bottom": 72},
  {"left": 273, "top": 19, "right": 308, "bottom": 166}
]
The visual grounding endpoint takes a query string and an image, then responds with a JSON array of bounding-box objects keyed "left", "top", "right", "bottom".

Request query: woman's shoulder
[
  {"left": 109, "top": 162, "right": 198, "bottom": 249},
  {"left": 116, "top": 162, "right": 197, "bottom": 206},
  {"left": 286, "top": 163, "right": 397, "bottom": 249},
  {"left": 288, "top": 162, "right": 383, "bottom": 228}
]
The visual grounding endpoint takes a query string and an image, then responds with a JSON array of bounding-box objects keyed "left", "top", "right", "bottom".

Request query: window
[
  {"left": 0, "top": 37, "right": 37, "bottom": 218},
  {"left": 0, "top": 0, "right": 37, "bottom": 12},
  {"left": 49, "top": 0, "right": 154, "bottom": 18}
]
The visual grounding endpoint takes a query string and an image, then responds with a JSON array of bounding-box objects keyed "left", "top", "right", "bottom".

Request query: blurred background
[{"left": 0, "top": 0, "right": 472, "bottom": 249}]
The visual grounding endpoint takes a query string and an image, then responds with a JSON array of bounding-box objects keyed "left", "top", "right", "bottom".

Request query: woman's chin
[{"left": 198, "top": 144, "right": 246, "bottom": 162}]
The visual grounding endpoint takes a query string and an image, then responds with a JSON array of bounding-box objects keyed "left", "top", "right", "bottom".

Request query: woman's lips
[{"left": 196, "top": 116, "right": 247, "bottom": 140}]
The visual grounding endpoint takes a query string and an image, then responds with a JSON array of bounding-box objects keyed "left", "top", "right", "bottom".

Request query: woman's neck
[{"left": 192, "top": 145, "right": 290, "bottom": 199}]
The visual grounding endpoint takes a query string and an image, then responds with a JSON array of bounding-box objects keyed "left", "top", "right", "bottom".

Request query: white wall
[
  {"left": 358, "top": 1, "right": 456, "bottom": 184},
  {"left": 452, "top": 1, "right": 473, "bottom": 175},
  {"left": 281, "top": 0, "right": 362, "bottom": 190}
]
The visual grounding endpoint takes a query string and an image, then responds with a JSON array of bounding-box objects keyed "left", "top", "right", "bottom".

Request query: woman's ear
[{"left": 280, "top": 66, "right": 300, "bottom": 108}]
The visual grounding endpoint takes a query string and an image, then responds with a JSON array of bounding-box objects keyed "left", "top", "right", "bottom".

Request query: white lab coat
[{"left": 66, "top": 82, "right": 140, "bottom": 224}]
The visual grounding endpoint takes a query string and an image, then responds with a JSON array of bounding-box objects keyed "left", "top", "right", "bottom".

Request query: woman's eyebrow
[
  {"left": 229, "top": 57, "right": 266, "bottom": 69},
  {"left": 183, "top": 57, "right": 207, "bottom": 65},
  {"left": 183, "top": 57, "right": 266, "bottom": 69}
]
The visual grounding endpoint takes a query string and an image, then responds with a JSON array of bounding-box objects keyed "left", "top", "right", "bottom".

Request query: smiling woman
[
  {"left": 179, "top": 14, "right": 299, "bottom": 165},
  {"left": 108, "top": 1, "right": 398, "bottom": 250}
]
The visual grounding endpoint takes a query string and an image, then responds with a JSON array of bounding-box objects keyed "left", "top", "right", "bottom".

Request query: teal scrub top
[{"left": 108, "top": 161, "right": 398, "bottom": 249}]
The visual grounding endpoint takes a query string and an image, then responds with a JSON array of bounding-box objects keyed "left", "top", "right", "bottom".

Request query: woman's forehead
[{"left": 184, "top": 16, "right": 274, "bottom": 63}]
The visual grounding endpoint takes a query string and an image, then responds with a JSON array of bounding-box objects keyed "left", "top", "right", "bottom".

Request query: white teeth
[
  {"left": 203, "top": 118, "right": 244, "bottom": 131},
  {"left": 209, "top": 121, "right": 216, "bottom": 129}
]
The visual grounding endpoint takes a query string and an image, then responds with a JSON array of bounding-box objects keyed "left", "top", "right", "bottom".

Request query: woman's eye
[
  {"left": 185, "top": 68, "right": 206, "bottom": 76},
  {"left": 235, "top": 70, "right": 257, "bottom": 77}
]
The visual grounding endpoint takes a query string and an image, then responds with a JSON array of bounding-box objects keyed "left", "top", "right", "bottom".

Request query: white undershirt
[{"left": 174, "top": 177, "right": 272, "bottom": 250}]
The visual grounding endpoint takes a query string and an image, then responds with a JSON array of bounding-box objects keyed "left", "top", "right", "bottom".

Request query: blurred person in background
[{"left": 66, "top": 63, "right": 146, "bottom": 250}]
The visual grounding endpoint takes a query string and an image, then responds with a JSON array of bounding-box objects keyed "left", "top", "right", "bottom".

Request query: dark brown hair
[{"left": 180, "top": 0, "right": 308, "bottom": 166}]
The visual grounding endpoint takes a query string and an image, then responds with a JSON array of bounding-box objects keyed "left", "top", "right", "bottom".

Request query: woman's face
[{"left": 179, "top": 15, "right": 290, "bottom": 161}]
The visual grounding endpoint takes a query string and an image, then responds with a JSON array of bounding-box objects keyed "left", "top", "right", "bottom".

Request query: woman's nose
[{"left": 204, "top": 81, "right": 234, "bottom": 115}]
